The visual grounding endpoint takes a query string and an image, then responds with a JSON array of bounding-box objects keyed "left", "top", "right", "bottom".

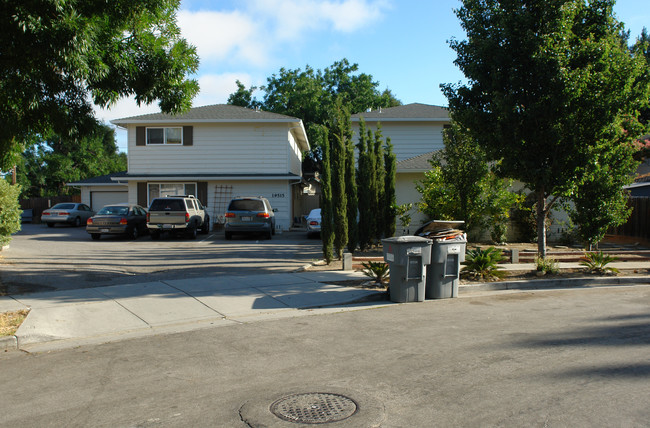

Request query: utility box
[
  {"left": 427, "top": 238, "right": 467, "bottom": 299},
  {"left": 382, "top": 236, "right": 433, "bottom": 303}
]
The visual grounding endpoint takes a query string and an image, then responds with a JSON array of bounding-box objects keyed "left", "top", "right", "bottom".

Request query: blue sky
[{"left": 97, "top": 0, "right": 649, "bottom": 152}]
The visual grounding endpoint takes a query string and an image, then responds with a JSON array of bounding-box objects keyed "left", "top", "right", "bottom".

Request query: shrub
[
  {"left": 361, "top": 261, "right": 390, "bottom": 285},
  {"left": 580, "top": 251, "right": 619, "bottom": 274},
  {"left": 461, "top": 247, "right": 505, "bottom": 280},
  {"left": 535, "top": 256, "right": 559, "bottom": 275},
  {"left": 0, "top": 181, "right": 22, "bottom": 246}
]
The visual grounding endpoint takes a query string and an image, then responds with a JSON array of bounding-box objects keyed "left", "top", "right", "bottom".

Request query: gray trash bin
[
  {"left": 382, "top": 236, "right": 433, "bottom": 303},
  {"left": 426, "top": 237, "right": 467, "bottom": 299}
]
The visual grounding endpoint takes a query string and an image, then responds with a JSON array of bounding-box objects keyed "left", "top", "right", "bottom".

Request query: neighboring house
[
  {"left": 351, "top": 103, "right": 450, "bottom": 232},
  {"left": 69, "top": 104, "right": 310, "bottom": 231}
]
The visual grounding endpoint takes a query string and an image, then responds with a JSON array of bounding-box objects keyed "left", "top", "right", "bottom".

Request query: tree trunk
[{"left": 536, "top": 190, "right": 547, "bottom": 258}]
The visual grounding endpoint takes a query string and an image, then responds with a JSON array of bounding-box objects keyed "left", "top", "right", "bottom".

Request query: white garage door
[{"left": 90, "top": 191, "right": 128, "bottom": 210}]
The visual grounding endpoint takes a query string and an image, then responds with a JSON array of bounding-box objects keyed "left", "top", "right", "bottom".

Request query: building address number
[{"left": 272, "top": 193, "right": 285, "bottom": 198}]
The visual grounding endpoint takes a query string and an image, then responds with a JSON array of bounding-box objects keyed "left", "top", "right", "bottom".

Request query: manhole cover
[{"left": 270, "top": 392, "right": 358, "bottom": 424}]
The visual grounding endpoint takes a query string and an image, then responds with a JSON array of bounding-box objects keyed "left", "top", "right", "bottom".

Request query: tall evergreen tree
[
  {"left": 383, "top": 137, "right": 397, "bottom": 238},
  {"left": 331, "top": 100, "right": 349, "bottom": 258},
  {"left": 356, "top": 119, "right": 372, "bottom": 250},
  {"left": 319, "top": 126, "right": 334, "bottom": 263},
  {"left": 346, "top": 135, "right": 358, "bottom": 253},
  {"left": 366, "top": 127, "right": 378, "bottom": 245},
  {"left": 373, "top": 124, "right": 386, "bottom": 241}
]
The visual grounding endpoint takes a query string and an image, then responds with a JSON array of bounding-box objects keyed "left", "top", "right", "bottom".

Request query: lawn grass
[{"left": 0, "top": 310, "right": 29, "bottom": 337}]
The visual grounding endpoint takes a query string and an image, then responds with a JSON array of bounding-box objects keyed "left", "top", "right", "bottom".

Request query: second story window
[{"left": 147, "top": 127, "right": 182, "bottom": 145}]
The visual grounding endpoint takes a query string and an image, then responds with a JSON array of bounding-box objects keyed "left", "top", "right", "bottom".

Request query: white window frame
[{"left": 146, "top": 127, "right": 183, "bottom": 145}]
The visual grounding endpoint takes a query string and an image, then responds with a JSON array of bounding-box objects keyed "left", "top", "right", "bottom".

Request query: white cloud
[
  {"left": 193, "top": 73, "right": 258, "bottom": 106},
  {"left": 177, "top": 10, "right": 270, "bottom": 66}
]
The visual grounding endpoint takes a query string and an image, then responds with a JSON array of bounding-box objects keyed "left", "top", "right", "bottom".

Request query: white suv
[{"left": 147, "top": 195, "right": 210, "bottom": 239}]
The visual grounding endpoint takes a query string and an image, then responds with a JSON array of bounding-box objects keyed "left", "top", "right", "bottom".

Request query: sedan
[
  {"left": 86, "top": 204, "right": 148, "bottom": 240},
  {"left": 42, "top": 203, "right": 95, "bottom": 227},
  {"left": 306, "top": 208, "right": 321, "bottom": 238}
]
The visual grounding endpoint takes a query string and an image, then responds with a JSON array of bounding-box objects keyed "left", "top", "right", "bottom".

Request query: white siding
[
  {"left": 395, "top": 172, "right": 428, "bottom": 234},
  {"left": 128, "top": 123, "right": 292, "bottom": 174},
  {"left": 352, "top": 121, "right": 446, "bottom": 161},
  {"left": 288, "top": 131, "right": 302, "bottom": 175}
]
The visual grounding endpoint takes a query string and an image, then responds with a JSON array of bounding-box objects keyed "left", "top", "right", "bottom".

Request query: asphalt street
[{"left": 1, "top": 285, "right": 649, "bottom": 427}]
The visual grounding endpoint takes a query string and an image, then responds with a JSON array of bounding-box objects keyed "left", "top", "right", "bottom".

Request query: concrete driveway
[{"left": 0, "top": 223, "right": 322, "bottom": 292}]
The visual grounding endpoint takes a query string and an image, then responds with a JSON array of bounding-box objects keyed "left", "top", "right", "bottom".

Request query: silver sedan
[{"left": 41, "top": 203, "right": 95, "bottom": 227}]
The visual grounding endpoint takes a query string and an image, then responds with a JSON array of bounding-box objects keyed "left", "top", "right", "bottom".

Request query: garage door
[{"left": 90, "top": 191, "right": 128, "bottom": 210}]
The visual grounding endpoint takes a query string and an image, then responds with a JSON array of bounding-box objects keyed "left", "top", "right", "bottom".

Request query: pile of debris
[{"left": 415, "top": 220, "right": 466, "bottom": 242}]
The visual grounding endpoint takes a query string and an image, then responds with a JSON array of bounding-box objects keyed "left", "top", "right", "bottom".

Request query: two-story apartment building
[{"left": 70, "top": 104, "right": 310, "bottom": 231}]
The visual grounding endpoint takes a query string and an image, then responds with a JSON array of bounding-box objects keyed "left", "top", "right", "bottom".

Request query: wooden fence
[
  {"left": 609, "top": 197, "right": 650, "bottom": 240},
  {"left": 20, "top": 195, "right": 81, "bottom": 223}
]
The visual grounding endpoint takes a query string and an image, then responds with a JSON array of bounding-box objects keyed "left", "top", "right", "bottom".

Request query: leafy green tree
[
  {"left": 443, "top": 0, "right": 650, "bottom": 257},
  {"left": 1, "top": 0, "right": 199, "bottom": 170},
  {"left": 567, "top": 119, "right": 639, "bottom": 249},
  {"left": 227, "top": 59, "right": 400, "bottom": 170},
  {"left": 0, "top": 181, "right": 21, "bottom": 246},
  {"left": 383, "top": 138, "right": 397, "bottom": 238},
  {"left": 416, "top": 123, "right": 519, "bottom": 240},
  {"left": 17, "top": 124, "right": 127, "bottom": 198},
  {"left": 319, "top": 126, "right": 334, "bottom": 263}
]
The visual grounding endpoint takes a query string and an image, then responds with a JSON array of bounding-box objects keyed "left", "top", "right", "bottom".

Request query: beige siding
[
  {"left": 395, "top": 172, "right": 428, "bottom": 235},
  {"left": 288, "top": 131, "right": 302, "bottom": 176},
  {"left": 128, "top": 123, "right": 292, "bottom": 174},
  {"left": 352, "top": 121, "right": 446, "bottom": 162}
]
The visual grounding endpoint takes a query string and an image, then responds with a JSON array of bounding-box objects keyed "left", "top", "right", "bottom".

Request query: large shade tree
[
  {"left": 0, "top": 0, "right": 199, "bottom": 169},
  {"left": 443, "top": 0, "right": 650, "bottom": 256}
]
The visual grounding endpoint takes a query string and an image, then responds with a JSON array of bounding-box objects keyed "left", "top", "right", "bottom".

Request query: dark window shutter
[
  {"left": 136, "top": 127, "right": 146, "bottom": 146},
  {"left": 197, "top": 182, "right": 208, "bottom": 206},
  {"left": 137, "top": 182, "right": 148, "bottom": 207},
  {"left": 183, "top": 126, "right": 193, "bottom": 146}
]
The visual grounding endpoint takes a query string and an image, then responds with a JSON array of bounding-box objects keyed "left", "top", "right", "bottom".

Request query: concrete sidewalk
[
  {"left": 1, "top": 271, "right": 388, "bottom": 352},
  {"left": 3, "top": 260, "right": 650, "bottom": 353}
]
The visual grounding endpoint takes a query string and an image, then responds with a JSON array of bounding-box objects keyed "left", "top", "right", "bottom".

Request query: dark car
[
  {"left": 86, "top": 203, "right": 148, "bottom": 240},
  {"left": 224, "top": 196, "right": 276, "bottom": 240},
  {"left": 42, "top": 203, "right": 95, "bottom": 227}
]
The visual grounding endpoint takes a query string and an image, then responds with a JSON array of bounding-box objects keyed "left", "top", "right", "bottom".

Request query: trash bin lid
[{"left": 382, "top": 236, "right": 432, "bottom": 244}]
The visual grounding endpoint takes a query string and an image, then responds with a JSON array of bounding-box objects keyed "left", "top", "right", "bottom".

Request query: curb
[
  {"left": 1, "top": 335, "right": 17, "bottom": 351},
  {"left": 460, "top": 275, "right": 650, "bottom": 292}
]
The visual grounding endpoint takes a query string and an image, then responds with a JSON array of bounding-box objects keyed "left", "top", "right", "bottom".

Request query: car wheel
[
  {"left": 200, "top": 218, "right": 209, "bottom": 234},
  {"left": 187, "top": 225, "right": 197, "bottom": 239},
  {"left": 130, "top": 226, "right": 139, "bottom": 240},
  {"left": 46, "top": 223, "right": 54, "bottom": 228},
  {"left": 266, "top": 230, "right": 273, "bottom": 240},
  {"left": 150, "top": 231, "right": 160, "bottom": 240},
  {"left": 74, "top": 217, "right": 81, "bottom": 227},
  {"left": 225, "top": 231, "right": 232, "bottom": 240},
  {"left": 91, "top": 234, "right": 101, "bottom": 240}
]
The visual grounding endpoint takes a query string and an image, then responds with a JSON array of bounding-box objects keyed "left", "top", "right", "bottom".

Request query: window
[
  {"left": 148, "top": 183, "right": 197, "bottom": 205},
  {"left": 146, "top": 127, "right": 182, "bottom": 145}
]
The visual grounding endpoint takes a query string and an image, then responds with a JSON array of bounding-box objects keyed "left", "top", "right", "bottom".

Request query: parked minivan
[{"left": 224, "top": 196, "right": 276, "bottom": 240}]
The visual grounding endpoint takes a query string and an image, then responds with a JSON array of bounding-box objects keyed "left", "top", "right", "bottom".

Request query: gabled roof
[
  {"left": 112, "top": 104, "right": 300, "bottom": 124},
  {"left": 351, "top": 103, "right": 449, "bottom": 122},
  {"left": 397, "top": 151, "right": 437, "bottom": 172}
]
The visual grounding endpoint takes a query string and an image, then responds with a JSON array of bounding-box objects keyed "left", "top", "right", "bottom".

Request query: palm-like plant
[
  {"left": 361, "top": 261, "right": 390, "bottom": 285},
  {"left": 461, "top": 247, "right": 505, "bottom": 280},
  {"left": 580, "top": 251, "right": 619, "bottom": 274}
]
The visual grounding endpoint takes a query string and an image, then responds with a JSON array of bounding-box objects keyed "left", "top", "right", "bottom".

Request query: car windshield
[
  {"left": 308, "top": 209, "right": 321, "bottom": 218},
  {"left": 228, "top": 199, "right": 265, "bottom": 211},
  {"left": 149, "top": 199, "right": 185, "bottom": 211},
  {"left": 97, "top": 206, "right": 129, "bottom": 216},
  {"left": 50, "top": 203, "right": 76, "bottom": 210}
]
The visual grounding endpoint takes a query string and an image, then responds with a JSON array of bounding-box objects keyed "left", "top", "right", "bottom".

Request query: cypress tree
[
  {"left": 356, "top": 118, "right": 371, "bottom": 251},
  {"left": 319, "top": 126, "right": 334, "bottom": 263},
  {"left": 331, "top": 100, "right": 349, "bottom": 259},
  {"left": 366, "top": 126, "right": 377, "bottom": 245},
  {"left": 373, "top": 124, "right": 385, "bottom": 242},
  {"left": 346, "top": 134, "right": 358, "bottom": 253},
  {"left": 383, "top": 137, "right": 397, "bottom": 238}
]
